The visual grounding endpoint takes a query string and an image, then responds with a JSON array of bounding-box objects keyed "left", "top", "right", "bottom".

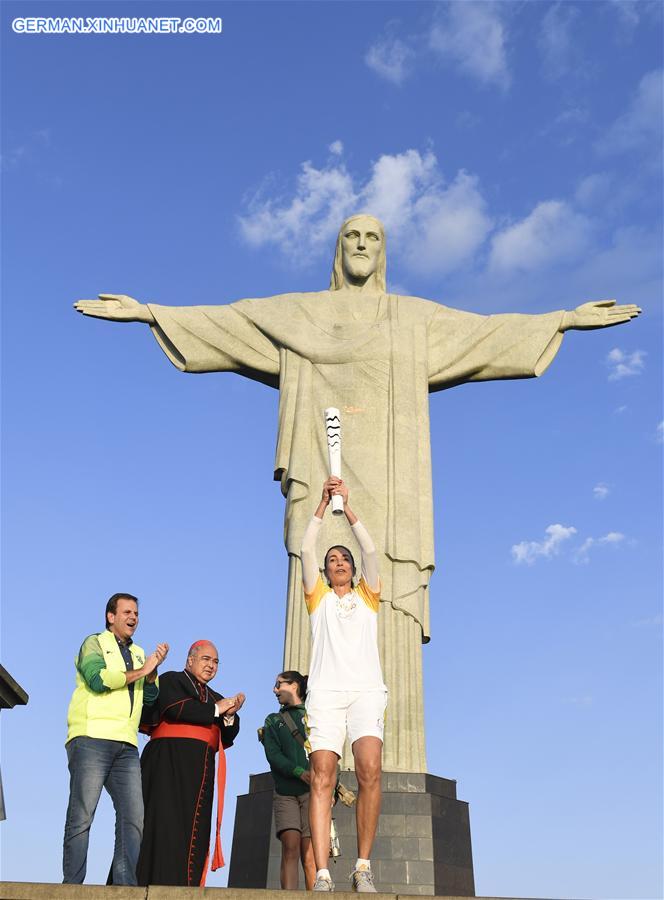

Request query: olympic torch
[{"left": 324, "top": 407, "right": 343, "bottom": 516}]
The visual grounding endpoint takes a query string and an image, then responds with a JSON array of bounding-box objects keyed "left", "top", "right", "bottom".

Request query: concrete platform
[
  {"left": 229, "top": 772, "right": 475, "bottom": 895},
  {"left": 0, "top": 883, "right": 577, "bottom": 900}
]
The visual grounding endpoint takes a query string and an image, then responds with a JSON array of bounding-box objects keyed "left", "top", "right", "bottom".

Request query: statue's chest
[
  {"left": 304, "top": 321, "right": 392, "bottom": 368},
  {"left": 313, "top": 357, "right": 390, "bottom": 395}
]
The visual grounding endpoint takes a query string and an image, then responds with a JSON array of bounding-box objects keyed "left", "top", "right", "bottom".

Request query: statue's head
[{"left": 330, "top": 214, "right": 386, "bottom": 292}]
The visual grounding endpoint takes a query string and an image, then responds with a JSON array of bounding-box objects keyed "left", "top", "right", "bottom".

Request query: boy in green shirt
[{"left": 263, "top": 671, "right": 315, "bottom": 890}]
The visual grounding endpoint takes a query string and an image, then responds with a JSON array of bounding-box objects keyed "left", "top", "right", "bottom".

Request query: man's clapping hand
[
  {"left": 155, "top": 643, "right": 169, "bottom": 664},
  {"left": 216, "top": 692, "right": 246, "bottom": 717},
  {"left": 144, "top": 643, "right": 169, "bottom": 682}
]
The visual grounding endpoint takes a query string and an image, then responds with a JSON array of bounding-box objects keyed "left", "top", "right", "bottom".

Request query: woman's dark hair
[
  {"left": 278, "top": 670, "right": 308, "bottom": 702},
  {"left": 323, "top": 545, "right": 356, "bottom": 583}
]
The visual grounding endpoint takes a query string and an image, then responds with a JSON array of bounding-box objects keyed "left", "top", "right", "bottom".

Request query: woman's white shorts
[{"left": 305, "top": 689, "right": 388, "bottom": 757}]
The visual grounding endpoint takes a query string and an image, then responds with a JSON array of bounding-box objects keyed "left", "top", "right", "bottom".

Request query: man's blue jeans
[{"left": 62, "top": 736, "right": 143, "bottom": 884}]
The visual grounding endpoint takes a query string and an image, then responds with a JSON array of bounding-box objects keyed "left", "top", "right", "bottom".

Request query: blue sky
[{"left": 1, "top": 2, "right": 661, "bottom": 897}]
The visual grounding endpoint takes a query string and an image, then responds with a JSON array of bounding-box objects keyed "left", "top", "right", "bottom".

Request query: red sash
[{"left": 150, "top": 721, "right": 227, "bottom": 881}]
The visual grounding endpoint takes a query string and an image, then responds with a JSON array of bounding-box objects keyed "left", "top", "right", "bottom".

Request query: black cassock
[{"left": 136, "top": 669, "right": 239, "bottom": 886}]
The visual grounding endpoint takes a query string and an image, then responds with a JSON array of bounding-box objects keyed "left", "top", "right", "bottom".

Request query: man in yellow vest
[{"left": 62, "top": 592, "right": 169, "bottom": 885}]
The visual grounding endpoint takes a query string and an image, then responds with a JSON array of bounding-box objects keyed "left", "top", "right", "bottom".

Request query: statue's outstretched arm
[
  {"left": 560, "top": 299, "right": 641, "bottom": 332},
  {"left": 74, "top": 294, "right": 154, "bottom": 323},
  {"left": 74, "top": 292, "right": 280, "bottom": 383}
]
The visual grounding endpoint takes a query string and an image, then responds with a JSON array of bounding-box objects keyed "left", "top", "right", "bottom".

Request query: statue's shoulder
[
  {"left": 234, "top": 290, "right": 326, "bottom": 309},
  {"left": 394, "top": 294, "right": 447, "bottom": 318},
  {"left": 285, "top": 290, "right": 330, "bottom": 304},
  {"left": 395, "top": 294, "right": 474, "bottom": 322}
]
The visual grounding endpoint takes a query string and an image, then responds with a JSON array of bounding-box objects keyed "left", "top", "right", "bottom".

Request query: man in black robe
[{"left": 136, "top": 640, "right": 245, "bottom": 886}]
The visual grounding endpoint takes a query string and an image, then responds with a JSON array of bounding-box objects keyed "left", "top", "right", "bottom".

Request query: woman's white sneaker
[{"left": 351, "top": 868, "right": 377, "bottom": 892}]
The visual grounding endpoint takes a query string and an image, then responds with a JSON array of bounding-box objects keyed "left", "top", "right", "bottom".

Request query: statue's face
[{"left": 341, "top": 216, "right": 382, "bottom": 283}]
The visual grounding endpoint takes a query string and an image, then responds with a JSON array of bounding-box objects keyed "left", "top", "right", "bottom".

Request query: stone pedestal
[{"left": 228, "top": 771, "right": 475, "bottom": 896}]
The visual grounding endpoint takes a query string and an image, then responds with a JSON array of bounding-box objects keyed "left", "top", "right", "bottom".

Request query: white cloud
[
  {"left": 489, "top": 200, "right": 593, "bottom": 273},
  {"left": 574, "top": 531, "right": 626, "bottom": 564},
  {"left": 632, "top": 613, "right": 663, "bottom": 628},
  {"left": 363, "top": 155, "right": 492, "bottom": 275},
  {"left": 563, "top": 695, "right": 594, "bottom": 707},
  {"left": 575, "top": 172, "right": 613, "bottom": 207},
  {"left": 573, "top": 170, "right": 642, "bottom": 216},
  {"left": 598, "top": 69, "right": 663, "bottom": 156},
  {"left": 593, "top": 483, "right": 610, "bottom": 501},
  {"left": 456, "top": 110, "right": 480, "bottom": 130},
  {"left": 429, "top": 2, "right": 510, "bottom": 89},
  {"left": 555, "top": 106, "right": 589, "bottom": 126},
  {"left": 239, "top": 147, "right": 492, "bottom": 276},
  {"left": 513, "top": 525, "right": 630, "bottom": 566},
  {"left": 609, "top": 0, "right": 662, "bottom": 36},
  {"left": 239, "top": 159, "right": 358, "bottom": 253},
  {"left": 1, "top": 128, "right": 51, "bottom": 171},
  {"left": 614, "top": 405, "right": 628, "bottom": 415},
  {"left": 606, "top": 347, "right": 646, "bottom": 381},
  {"left": 328, "top": 140, "right": 344, "bottom": 157},
  {"left": 387, "top": 281, "right": 412, "bottom": 297},
  {"left": 570, "top": 224, "right": 661, "bottom": 307},
  {"left": 365, "top": 33, "right": 413, "bottom": 85},
  {"left": 538, "top": 2, "right": 580, "bottom": 81},
  {"left": 540, "top": 106, "right": 589, "bottom": 143},
  {"left": 609, "top": 0, "right": 640, "bottom": 30},
  {"left": 606, "top": 0, "right": 663, "bottom": 38},
  {"left": 512, "top": 524, "right": 577, "bottom": 565},
  {"left": 656, "top": 421, "right": 664, "bottom": 443},
  {"left": 361, "top": 149, "right": 438, "bottom": 230}
]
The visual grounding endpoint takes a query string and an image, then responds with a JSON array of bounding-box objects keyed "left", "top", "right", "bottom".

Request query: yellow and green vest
[{"left": 66, "top": 629, "right": 152, "bottom": 746}]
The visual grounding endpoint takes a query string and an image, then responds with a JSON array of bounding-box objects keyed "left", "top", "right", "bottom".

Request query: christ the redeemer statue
[{"left": 75, "top": 214, "right": 640, "bottom": 772}]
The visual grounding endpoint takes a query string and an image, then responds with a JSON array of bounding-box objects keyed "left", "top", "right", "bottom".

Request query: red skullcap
[{"left": 188, "top": 639, "right": 215, "bottom": 655}]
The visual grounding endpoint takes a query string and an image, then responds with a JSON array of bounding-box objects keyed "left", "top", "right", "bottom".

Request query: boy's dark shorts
[{"left": 273, "top": 791, "right": 311, "bottom": 838}]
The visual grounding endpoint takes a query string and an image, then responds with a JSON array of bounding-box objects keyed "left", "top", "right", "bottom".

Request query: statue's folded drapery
[{"left": 147, "top": 291, "right": 565, "bottom": 771}]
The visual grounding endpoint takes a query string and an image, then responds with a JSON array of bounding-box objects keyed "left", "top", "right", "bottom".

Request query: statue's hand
[
  {"left": 562, "top": 300, "right": 641, "bottom": 331},
  {"left": 73, "top": 294, "right": 155, "bottom": 323}
]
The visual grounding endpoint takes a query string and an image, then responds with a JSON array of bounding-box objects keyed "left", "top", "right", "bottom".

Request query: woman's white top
[{"left": 301, "top": 516, "right": 386, "bottom": 693}]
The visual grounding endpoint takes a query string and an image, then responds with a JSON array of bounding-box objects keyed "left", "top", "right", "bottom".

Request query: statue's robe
[{"left": 147, "top": 291, "right": 565, "bottom": 771}]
